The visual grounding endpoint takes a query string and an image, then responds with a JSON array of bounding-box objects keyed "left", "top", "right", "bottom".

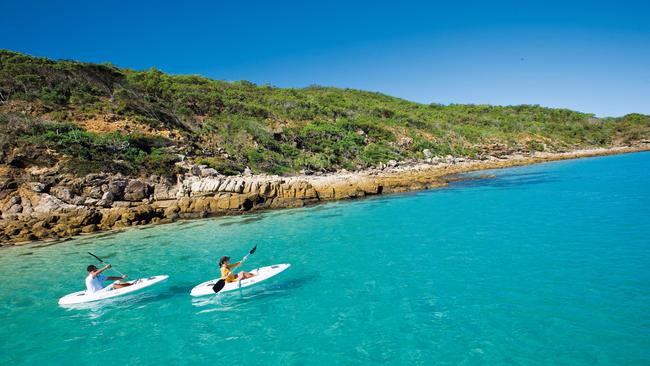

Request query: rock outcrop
[{"left": 1, "top": 144, "right": 648, "bottom": 246}]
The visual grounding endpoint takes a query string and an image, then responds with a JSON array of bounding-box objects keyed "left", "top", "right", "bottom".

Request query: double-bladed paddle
[
  {"left": 212, "top": 245, "right": 257, "bottom": 293},
  {"left": 88, "top": 252, "right": 125, "bottom": 277}
]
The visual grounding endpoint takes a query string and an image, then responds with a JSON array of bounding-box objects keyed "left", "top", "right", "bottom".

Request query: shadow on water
[
  {"left": 261, "top": 273, "right": 318, "bottom": 293},
  {"left": 317, "top": 213, "right": 342, "bottom": 219},
  {"left": 272, "top": 208, "right": 303, "bottom": 218},
  {"left": 95, "top": 231, "right": 121, "bottom": 239},
  {"left": 69, "top": 231, "right": 123, "bottom": 247},
  {"left": 192, "top": 274, "right": 319, "bottom": 308},
  {"left": 235, "top": 274, "right": 319, "bottom": 302},
  {"left": 219, "top": 215, "right": 265, "bottom": 227},
  {"left": 31, "top": 238, "right": 72, "bottom": 249},
  {"left": 448, "top": 171, "right": 561, "bottom": 190},
  {"left": 73, "top": 240, "right": 97, "bottom": 247},
  {"left": 306, "top": 204, "right": 338, "bottom": 213},
  {"left": 78, "top": 230, "right": 122, "bottom": 243},
  {"left": 128, "top": 246, "right": 149, "bottom": 253},
  {"left": 174, "top": 222, "right": 208, "bottom": 231}
]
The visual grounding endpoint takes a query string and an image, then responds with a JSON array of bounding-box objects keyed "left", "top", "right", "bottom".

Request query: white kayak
[
  {"left": 190, "top": 263, "right": 290, "bottom": 297},
  {"left": 58, "top": 275, "right": 169, "bottom": 305}
]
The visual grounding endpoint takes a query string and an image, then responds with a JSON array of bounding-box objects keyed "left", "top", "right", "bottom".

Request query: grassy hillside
[{"left": 1, "top": 50, "right": 648, "bottom": 178}]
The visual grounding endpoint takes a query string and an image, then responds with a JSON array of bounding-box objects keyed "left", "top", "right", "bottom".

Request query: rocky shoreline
[{"left": 1, "top": 144, "right": 648, "bottom": 246}]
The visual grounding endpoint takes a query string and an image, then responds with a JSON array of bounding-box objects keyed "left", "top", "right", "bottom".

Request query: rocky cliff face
[
  {"left": 0, "top": 157, "right": 455, "bottom": 244},
  {"left": 1, "top": 145, "right": 648, "bottom": 245}
]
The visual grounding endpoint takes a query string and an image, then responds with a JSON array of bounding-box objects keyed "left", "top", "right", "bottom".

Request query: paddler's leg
[
  {"left": 113, "top": 282, "right": 133, "bottom": 289},
  {"left": 237, "top": 271, "right": 255, "bottom": 280}
]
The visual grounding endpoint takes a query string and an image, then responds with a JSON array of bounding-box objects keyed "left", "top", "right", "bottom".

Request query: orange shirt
[{"left": 221, "top": 265, "right": 237, "bottom": 283}]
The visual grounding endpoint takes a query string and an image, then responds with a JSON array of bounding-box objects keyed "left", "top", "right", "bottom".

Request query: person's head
[
  {"left": 219, "top": 256, "right": 230, "bottom": 267},
  {"left": 87, "top": 265, "right": 98, "bottom": 273}
]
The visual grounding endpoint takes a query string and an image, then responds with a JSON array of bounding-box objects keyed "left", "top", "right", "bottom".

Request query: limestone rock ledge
[
  {"left": 0, "top": 165, "right": 452, "bottom": 244},
  {"left": 1, "top": 144, "right": 648, "bottom": 245}
]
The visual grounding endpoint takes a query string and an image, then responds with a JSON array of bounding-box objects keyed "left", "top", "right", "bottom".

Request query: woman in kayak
[
  {"left": 219, "top": 256, "right": 255, "bottom": 282},
  {"left": 86, "top": 264, "right": 132, "bottom": 293}
]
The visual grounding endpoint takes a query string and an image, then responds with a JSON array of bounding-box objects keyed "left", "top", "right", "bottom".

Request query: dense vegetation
[{"left": 1, "top": 50, "right": 648, "bottom": 177}]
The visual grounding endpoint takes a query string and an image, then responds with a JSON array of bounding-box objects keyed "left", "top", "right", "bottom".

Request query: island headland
[{"left": 1, "top": 50, "right": 648, "bottom": 245}]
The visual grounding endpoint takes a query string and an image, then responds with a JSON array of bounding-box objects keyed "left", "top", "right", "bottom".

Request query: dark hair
[
  {"left": 87, "top": 265, "right": 97, "bottom": 272},
  {"left": 219, "top": 256, "right": 230, "bottom": 267}
]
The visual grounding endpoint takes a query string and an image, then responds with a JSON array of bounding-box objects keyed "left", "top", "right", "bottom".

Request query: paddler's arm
[
  {"left": 92, "top": 264, "right": 112, "bottom": 278},
  {"left": 107, "top": 275, "right": 127, "bottom": 280},
  {"left": 230, "top": 261, "right": 242, "bottom": 269}
]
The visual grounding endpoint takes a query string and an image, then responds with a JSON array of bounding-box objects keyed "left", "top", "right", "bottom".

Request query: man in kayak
[
  {"left": 86, "top": 264, "right": 132, "bottom": 293},
  {"left": 219, "top": 256, "right": 255, "bottom": 283}
]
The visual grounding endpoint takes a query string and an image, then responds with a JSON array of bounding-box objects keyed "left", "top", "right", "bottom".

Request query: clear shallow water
[{"left": 1, "top": 152, "right": 649, "bottom": 365}]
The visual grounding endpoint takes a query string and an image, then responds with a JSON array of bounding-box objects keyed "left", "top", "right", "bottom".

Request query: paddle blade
[
  {"left": 212, "top": 279, "right": 226, "bottom": 293},
  {"left": 249, "top": 245, "right": 257, "bottom": 255}
]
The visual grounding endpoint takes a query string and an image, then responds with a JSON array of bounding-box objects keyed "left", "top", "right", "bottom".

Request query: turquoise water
[{"left": 1, "top": 152, "right": 649, "bottom": 365}]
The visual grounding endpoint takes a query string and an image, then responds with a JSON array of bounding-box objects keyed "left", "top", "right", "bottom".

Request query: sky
[{"left": 1, "top": 0, "right": 649, "bottom": 117}]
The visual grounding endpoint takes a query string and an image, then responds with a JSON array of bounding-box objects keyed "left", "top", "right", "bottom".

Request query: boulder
[
  {"left": 153, "top": 183, "right": 179, "bottom": 200},
  {"left": 5, "top": 195, "right": 21, "bottom": 207},
  {"left": 189, "top": 178, "right": 222, "bottom": 196},
  {"left": 99, "top": 209, "right": 127, "bottom": 229},
  {"left": 50, "top": 186, "right": 73, "bottom": 203},
  {"left": 1, "top": 203, "right": 22, "bottom": 218},
  {"left": 108, "top": 179, "right": 127, "bottom": 199},
  {"left": 234, "top": 180, "right": 245, "bottom": 193},
  {"left": 84, "top": 173, "right": 108, "bottom": 186},
  {"left": 76, "top": 210, "right": 102, "bottom": 227},
  {"left": 81, "top": 224, "right": 98, "bottom": 233},
  {"left": 200, "top": 167, "right": 219, "bottom": 177},
  {"left": 223, "top": 179, "right": 237, "bottom": 192},
  {"left": 84, "top": 198, "right": 99, "bottom": 206},
  {"left": 83, "top": 185, "right": 104, "bottom": 199},
  {"left": 163, "top": 204, "right": 180, "bottom": 219},
  {"left": 177, "top": 197, "right": 192, "bottom": 212},
  {"left": 34, "top": 194, "right": 76, "bottom": 214},
  {"left": 97, "top": 191, "right": 114, "bottom": 208},
  {"left": 71, "top": 196, "right": 86, "bottom": 205},
  {"left": 123, "top": 180, "right": 150, "bottom": 201},
  {"left": 27, "top": 182, "right": 46, "bottom": 193},
  {"left": 21, "top": 199, "right": 33, "bottom": 216},
  {"left": 120, "top": 205, "right": 158, "bottom": 225}
]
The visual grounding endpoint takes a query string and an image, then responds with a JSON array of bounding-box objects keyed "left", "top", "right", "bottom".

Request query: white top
[{"left": 85, "top": 274, "right": 107, "bottom": 293}]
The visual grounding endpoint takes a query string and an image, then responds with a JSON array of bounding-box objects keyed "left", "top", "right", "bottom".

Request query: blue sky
[{"left": 1, "top": 0, "right": 648, "bottom": 116}]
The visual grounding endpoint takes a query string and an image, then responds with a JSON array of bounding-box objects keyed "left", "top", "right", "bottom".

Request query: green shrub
[
  {"left": 361, "top": 143, "right": 400, "bottom": 165},
  {"left": 1, "top": 50, "right": 648, "bottom": 176}
]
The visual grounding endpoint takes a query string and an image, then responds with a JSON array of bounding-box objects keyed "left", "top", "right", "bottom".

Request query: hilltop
[{"left": 2, "top": 50, "right": 648, "bottom": 179}]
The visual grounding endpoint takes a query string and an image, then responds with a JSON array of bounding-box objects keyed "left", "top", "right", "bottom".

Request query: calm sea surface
[{"left": 1, "top": 152, "right": 649, "bottom": 365}]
